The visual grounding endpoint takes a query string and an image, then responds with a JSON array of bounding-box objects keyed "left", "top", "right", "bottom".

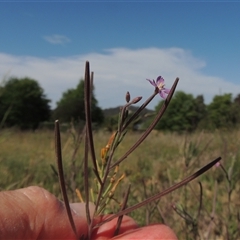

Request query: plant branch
[
  {"left": 110, "top": 77, "right": 179, "bottom": 170},
  {"left": 94, "top": 156, "right": 221, "bottom": 229},
  {"left": 84, "top": 61, "right": 102, "bottom": 185},
  {"left": 55, "top": 120, "right": 78, "bottom": 239}
]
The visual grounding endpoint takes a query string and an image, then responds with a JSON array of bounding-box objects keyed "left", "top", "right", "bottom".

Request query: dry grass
[{"left": 0, "top": 127, "right": 239, "bottom": 239}]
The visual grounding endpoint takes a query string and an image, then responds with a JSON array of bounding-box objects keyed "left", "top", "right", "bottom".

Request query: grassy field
[{"left": 0, "top": 127, "right": 239, "bottom": 239}]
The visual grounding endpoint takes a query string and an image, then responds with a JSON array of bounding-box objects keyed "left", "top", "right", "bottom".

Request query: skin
[{"left": 0, "top": 186, "right": 178, "bottom": 240}]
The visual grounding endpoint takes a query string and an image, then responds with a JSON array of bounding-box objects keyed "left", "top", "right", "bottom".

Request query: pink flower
[
  {"left": 147, "top": 76, "right": 170, "bottom": 99},
  {"left": 215, "top": 162, "right": 221, "bottom": 167}
]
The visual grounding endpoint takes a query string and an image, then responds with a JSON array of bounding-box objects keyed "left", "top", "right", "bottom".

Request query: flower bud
[
  {"left": 131, "top": 96, "right": 142, "bottom": 104},
  {"left": 125, "top": 91, "right": 130, "bottom": 103}
]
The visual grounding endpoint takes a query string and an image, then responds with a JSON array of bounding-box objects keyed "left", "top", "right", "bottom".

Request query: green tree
[
  {"left": 192, "top": 95, "right": 207, "bottom": 129},
  {"left": 206, "top": 94, "right": 234, "bottom": 129},
  {"left": 193, "top": 95, "right": 207, "bottom": 129},
  {"left": 52, "top": 79, "right": 104, "bottom": 125},
  {"left": 232, "top": 94, "right": 240, "bottom": 126},
  {"left": 0, "top": 77, "right": 51, "bottom": 129},
  {"left": 154, "top": 91, "right": 205, "bottom": 132}
]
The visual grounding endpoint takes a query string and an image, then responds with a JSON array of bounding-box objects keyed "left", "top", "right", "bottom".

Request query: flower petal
[
  {"left": 160, "top": 90, "right": 169, "bottom": 99},
  {"left": 156, "top": 76, "right": 164, "bottom": 85},
  {"left": 163, "top": 88, "right": 170, "bottom": 94},
  {"left": 146, "top": 79, "right": 157, "bottom": 87},
  {"left": 159, "top": 91, "right": 165, "bottom": 99}
]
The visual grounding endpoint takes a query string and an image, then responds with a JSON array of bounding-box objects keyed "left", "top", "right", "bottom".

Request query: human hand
[{"left": 0, "top": 186, "right": 177, "bottom": 239}]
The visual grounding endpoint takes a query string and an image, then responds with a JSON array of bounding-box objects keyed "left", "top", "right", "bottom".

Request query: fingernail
[{"left": 70, "top": 202, "right": 95, "bottom": 218}]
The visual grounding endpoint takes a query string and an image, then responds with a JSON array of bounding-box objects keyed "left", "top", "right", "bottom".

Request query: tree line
[
  {"left": 0, "top": 77, "right": 239, "bottom": 131},
  {"left": 0, "top": 77, "right": 103, "bottom": 130},
  {"left": 149, "top": 91, "right": 240, "bottom": 132}
]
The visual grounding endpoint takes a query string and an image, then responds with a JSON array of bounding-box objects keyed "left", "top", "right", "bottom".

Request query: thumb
[
  {"left": 0, "top": 186, "right": 91, "bottom": 239},
  {"left": 0, "top": 186, "right": 177, "bottom": 240}
]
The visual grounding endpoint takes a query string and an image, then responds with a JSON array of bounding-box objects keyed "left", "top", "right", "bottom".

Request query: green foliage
[
  {"left": 193, "top": 95, "right": 207, "bottom": 128},
  {"left": 150, "top": 91, "right": 240, "bottom": 132},
  {"left": 231, "top": 94, "right": 240, "bottom": 127},
  {"left": 103, "top": 115, "right": 119, "bottom": 131},
  {"left": 52, "top": 79, "right": 104, "bottom": 125},
  {"left": 205, "top": 94, "right": 235, "bottom": 129},
  {"left": 102, "top": 106, "right": 153, "bottom": 132},
  {"left": 154, "top": 91, "right": 206, "bottom": 132},
  {"left": 0, "top": 77, "right": 51, "bottom": 129}
]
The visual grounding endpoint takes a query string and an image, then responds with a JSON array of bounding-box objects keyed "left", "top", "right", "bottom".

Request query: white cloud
[
  {"left": 43, "top": 34, "right": 71, "bottom": 45},
  {"left": 0, "top": 47, "right": 239, "bottom": 110}
]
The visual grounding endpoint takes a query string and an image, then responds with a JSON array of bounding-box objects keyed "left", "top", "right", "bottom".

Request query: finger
[
  {"left": 92, "top": 214, "right": 138, "bottom": 239},
  {"left": 0, "top": 186, "right": 177, "bottom": 240},
  {"left": 0, "top": 186, "right": 91, "bottom": 239},
  {"left": 110, "top": 224, "right": 178, "bottom": 240}
]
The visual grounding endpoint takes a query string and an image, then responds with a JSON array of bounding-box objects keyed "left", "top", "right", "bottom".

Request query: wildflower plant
[
  {"left": 147, "top": 76, "right": 170, "bottom": 99},
  {"left": 54, "top": 61, "right": 221, "bottom": 239}
]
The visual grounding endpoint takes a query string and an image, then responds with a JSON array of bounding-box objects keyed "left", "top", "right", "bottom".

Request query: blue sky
[{"left": 0, "top": 2, "right": 239, "bottom": 109}]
